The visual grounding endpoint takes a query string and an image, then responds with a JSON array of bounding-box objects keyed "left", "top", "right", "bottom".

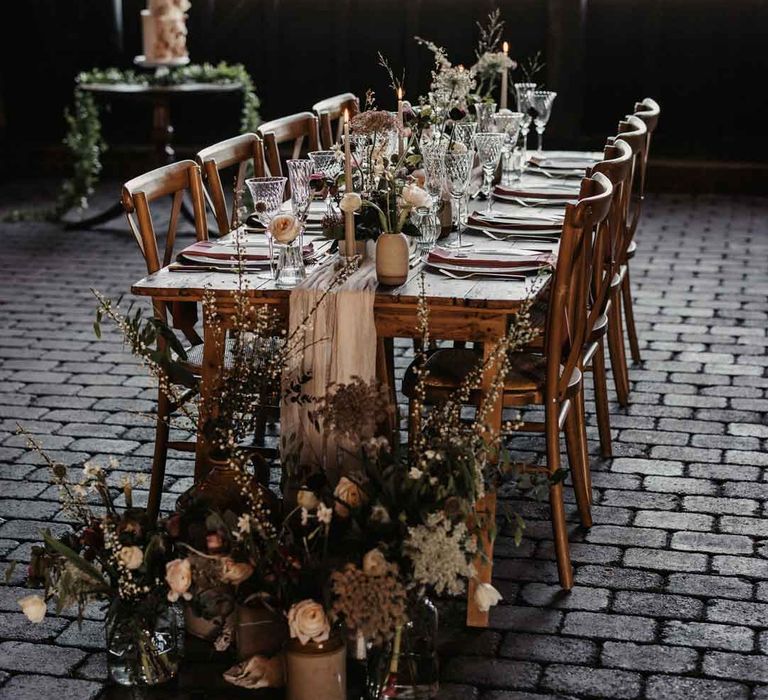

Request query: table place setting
[{"left": 422, "top": 245, "right": 555, "bottom": 280}]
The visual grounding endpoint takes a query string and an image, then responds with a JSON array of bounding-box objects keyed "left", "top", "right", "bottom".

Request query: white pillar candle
[
  {"left": 397, "top": 87, "right": 405, "bottom": 157},
  {"left": 343, "top": 110, "right": 355, "bottom": 258},
  {"left": 500, "top": 41, "right": 509, "bottom": 110}
]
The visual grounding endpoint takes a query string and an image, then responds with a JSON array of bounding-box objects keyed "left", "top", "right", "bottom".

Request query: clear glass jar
[
  {"left": 367, "top": 596, "right": 439, "bottom": 699},
  {"left": 106, "top": 601, "right": 180, "bottom": 686}
]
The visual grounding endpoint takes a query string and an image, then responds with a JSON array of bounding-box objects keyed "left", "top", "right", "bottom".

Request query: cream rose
[
  {"left": 287, "top": 599, "right": 331, "bottom": 645},
  {"left": 411, "top": 169, "right": 426, "bottom": 188},
  {"left": 268, "top": 213, "right": 301, "bottom": 244},
  {"left": 297, "top": 489, "right": 319, "bottom": 511},
  {"left": 333, "top": 476, "right": 367, "bottom": 517},
  {"left": 449, "top": 141, "right": 468, "bottom": 154},
  {"left": 220, "top": 558, "right": 254, "bottom": 586},
  {"left": 362, "top": 548, "right": 388, "bottom": 577},
  {"left": 473, "top": 582, "right": 502, "bottom": 613},
  {"left": 165, "top": 558, "right": 193, "bottom": 602},
  {"left": 118, "top": 545, "right": 143, "bottom": 571},
  {"left": 401, "top": 183, "right": 432, "bottom": 210},
  {"left": 339, "top": 192, "right": 362, "bottom": 213},
  {"left": 18, "top": 594, "right": 46, "bottom": 623}
]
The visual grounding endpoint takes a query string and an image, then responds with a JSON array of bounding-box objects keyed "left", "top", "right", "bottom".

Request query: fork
[
  {"left": 481, "top": 230, "right": 559, "bottom": 243},
  {"left": 436, "top": 268, "right": 526, "bottom": 281}
]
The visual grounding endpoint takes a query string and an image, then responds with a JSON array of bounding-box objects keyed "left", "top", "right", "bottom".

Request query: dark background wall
[{"left": 1, "top": 0, "right": 766, "bottom": 184}]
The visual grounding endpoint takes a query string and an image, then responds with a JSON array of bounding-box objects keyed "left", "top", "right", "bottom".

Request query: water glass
[
  {"left": 514, "top": 83, "right": 537, "bottom": 158},
  {"left": 286, "top": 159, "right": 313, "bottom": 219},
  {"left": 494, "top": 111, "right": 524, "bottom": 184},
  {"left": 415, "top": 208, "right": 440, "bottom": 253},
  {"left": 474, "top": 102, "right": 497, "bottom": 132},
  {"left": 452, "top": 122, "right": 478, "bottom": 150},
  {"left": 245, "top": 176, "right": 287, "bottom": 278}
]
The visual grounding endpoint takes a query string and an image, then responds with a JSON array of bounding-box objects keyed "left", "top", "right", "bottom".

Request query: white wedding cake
[{"left": 140, "top": 0, "right": 191, "bottom": 64}]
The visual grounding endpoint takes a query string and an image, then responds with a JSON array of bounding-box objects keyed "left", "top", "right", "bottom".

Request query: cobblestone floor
[{"left": 0, "top": 191, "right": 767, "bottom": 699}]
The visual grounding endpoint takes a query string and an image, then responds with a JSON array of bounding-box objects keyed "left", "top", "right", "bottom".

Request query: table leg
[
  {"left": 62, "top": 199, "right": 126, "bottom": 231},
  {"left": 194, "top": 309, "right": 227, "bottom": 481}
]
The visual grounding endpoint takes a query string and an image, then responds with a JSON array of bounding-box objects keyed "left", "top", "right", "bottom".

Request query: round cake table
[{"left": 64, "top": 81, "right": 242, "bottom": 230}]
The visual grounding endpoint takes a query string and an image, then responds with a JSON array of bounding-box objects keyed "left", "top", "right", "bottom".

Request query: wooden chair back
[
  {"left": 544, "top": 172, "right": 613, "bottom": 403},
  {"left": 196, "top": 133, "right": 266, "bottom": 236},
  {"left": 312, "top": 92, "right": 360, "bottom": 148},
  {"left": 588, "top": 138, "right": 633, "bottom": 320},
  {"left": 257, "top": 112, "right": 320, "bottom": 189},
  {"left": 632, "top": 97, "right": 661, "bottom": 199},
  {"left": 608, "top": 115, "right": 647, "bottom": 247}
]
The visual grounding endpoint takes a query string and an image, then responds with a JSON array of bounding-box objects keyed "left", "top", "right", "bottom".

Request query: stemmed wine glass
[
  {"left": 443, "top": 150, "right": 475, "bottom": 252},
  {"left": 493, "top": 112, "right": 524, "bottom": 185},
  {"left": 245, "top": 176, "right": 288, "bottom": 279},
  {"left": 418, "top": 141, "right": 447, "bottom": 252},
  {"left": 474, "top": 132, "right": 506, "bottom": 203},
  {"left": 308, "top": 150, "right": 340, "bottom": 213},
  {"left": 452, "top": 121, "right": 478, "bottom": 150},
  {"left": 514, "top": 83, "right": 537, "bottom": 159},
  {"left": 529, "top": 91, "right": 557, "bottom": 154},
  {"left": 474, "top": 102, "right": 497, "bottom": 132},
  {"left": 286, "top": 159, "right": 314, "bottom": 246}
]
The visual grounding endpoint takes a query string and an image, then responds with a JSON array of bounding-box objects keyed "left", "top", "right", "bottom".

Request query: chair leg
[
  {"left": 621, "top": 266, "right": 642, "bottom": 364},
  {"left": 148, "top": 389, "right": 171, "bottom": 522},
  {"left": 545, "top": 406, "right": 573, "bottom": 590},
  {"left": 592, "top": 337, "right": 613, "bottom": 458},
  {"left": 564, "top": 390, "right": 593, "bottom": 527},
  {"left": 607, "top": 286, "right": 631, "bottom": 407}
]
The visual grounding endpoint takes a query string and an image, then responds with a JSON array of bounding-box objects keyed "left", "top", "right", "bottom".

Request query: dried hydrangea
[
  {"left": 405, "top": 513, "right": 476, "bottom": 596},
  {"left": 331, "top": 563, "right": 408, "bottom": 645},
  {"left": 350, "top": 110, "right": 401, "bottom": 136},
  {"left": 315, "top": 377, "right": 392, "bottom": 444}
]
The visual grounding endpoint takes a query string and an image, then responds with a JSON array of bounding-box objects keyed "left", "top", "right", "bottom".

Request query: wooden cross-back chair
[
  {"left": 257, "top": 112, "right": 320, "bottom": 194},
  {"left": 607, "top": 115, "right": 648, "bottom": 380},
  {"left": 122, "top": 160, "right": 209, "bottom": 520},
  {"left": 312, "top": 92, "right": 360, "bottom": 148},
  {"left": 586, "top": 139, "right": 634, "bottom": 457},
  {"left": 402, "top": 172, "right": 614, "bottom": 590},
  {"left": 632, "top": 98, "right": 660, "bottom": 201},
  {"left": 196, "top": 133, "right": 266, "bottom": 236}
]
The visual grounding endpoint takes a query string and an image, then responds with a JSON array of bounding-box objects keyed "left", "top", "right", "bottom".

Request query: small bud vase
[
  {"left": 375, "top": 232, "right": 409, "bottom": 286},
  {"left": 285, "top": 631, "right": 346, "bottom": 700}
]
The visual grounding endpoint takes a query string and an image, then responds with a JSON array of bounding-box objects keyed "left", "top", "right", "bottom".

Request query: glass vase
[
  {"left": 106, "top": 602, "right": 180, "bottom": 687},
  {"left": 367, "top": 596, "right": 439, "bottom": 700}
]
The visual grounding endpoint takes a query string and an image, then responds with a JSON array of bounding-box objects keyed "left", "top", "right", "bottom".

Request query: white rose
[
  {"left": 339, "top": 192, "right": 362, "bottom": 213},
  {"left": 362, "top": 548, "right": 388, "bottom": 577},
  {"left": 220, "top": 557, "right": 255, "bottom": 585},
  {"left": 317, "top": 503, "right": 333, "bottom": 525},
  {"left": 401, "top": 183, "right": 432, "bottom": 209},
  {"left": 18, "top": 595, "right": 46, "bottom": 623},
  {"left": 333, "top": 476, "right": 367, "bottom": 518},
  {"left": 165, "top": 558, "right": 193, "bottom": 602},
  {"left": 473, "top": 582, "right": 502, "bottom": 612},
  {"left": 297, "top": 489, "right": 319, "bottom": 510},
  {"left": 118, "top": 545, "right": 143, "bottom": 571},
  {"left": 370, "top": 504, "right": 391, "bottom": 524},
  {"left": 268, "top": 213, "right": 301, "bottom": 244},
  {"left": 287, "top": 599, "right": 331, "bottom": 645}
]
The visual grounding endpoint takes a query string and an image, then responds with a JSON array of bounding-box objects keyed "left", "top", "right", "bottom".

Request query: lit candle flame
[
  {"left": 503, "top": 41, "right": 509, "bottom": 55},
  {"left": 397, "top": 87, "right": 403, "bottom": 100}
]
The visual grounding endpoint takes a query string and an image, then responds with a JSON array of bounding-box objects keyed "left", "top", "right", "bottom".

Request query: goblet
[
  {"left": 452, "top": 121, "right": 478, "bottom": 150},
  {"left": 245, "top": 176, "right": 288, "bottom": 279},
  {"left": 514, "top": 83, "right": 537, "bottom": 158},
  {"left": 308, "top": 150, "right": 341, "bottom": 212},
  {"left": 474, "top": 101, "right": 497, "bottom": 132},
  {"left": 443, "top": 150, "right": 475, "bottom": 251},
  {"left": 286, "top": 159, "right": 313, "bottom": 218},
  {"left": 421, "top": 141, "right": 447, "bottom": 210},
  {"left": 474, "top": 132, "right": 506, "bottom": 202},
  {"left": 529, "top": 91, "right": 557, "bottom": 154}
]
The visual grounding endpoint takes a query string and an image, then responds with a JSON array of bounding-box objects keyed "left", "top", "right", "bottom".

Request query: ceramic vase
[
  {"left": 284, "top": 632, "right": 346, "bottom": 700},
  {"left": 375, "top": 232, "right": 409, "bottom": 285}
]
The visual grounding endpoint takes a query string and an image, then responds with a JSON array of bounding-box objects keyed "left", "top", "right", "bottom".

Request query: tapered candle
[
  {"left": 343, "top": 109, "right": 355, "bottom": 258},
  {"left": 397, "top": 87, "right": 404, "bottom": 157},
  {"left": 500, "top": 41, "right": 509, "bottom": 110}
]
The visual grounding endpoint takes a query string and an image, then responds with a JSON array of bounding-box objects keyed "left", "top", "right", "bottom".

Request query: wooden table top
[{"left": 131, "top": 159, "right": 599, "bottom": 313}]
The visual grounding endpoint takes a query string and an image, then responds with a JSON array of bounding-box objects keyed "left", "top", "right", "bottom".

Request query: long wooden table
[{"left": 130, "top": 158, "right": 594, "bottom": 627}]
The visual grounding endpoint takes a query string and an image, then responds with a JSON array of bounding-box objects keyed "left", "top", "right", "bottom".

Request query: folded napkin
[
  {"left": 427, "top": 247, "right": 554, "bottom": 269},
  {"left": 179, "top": 239, "right": 314, "bottom": 263},
  {"left": 467, "top": 212, "right": 563, "bottom": 232},
  {"left": 494, "top": 184, "right": 579, "bottom": 200},
  {"left": 528, "top": 154, "right": 597, "bottom": 170}
]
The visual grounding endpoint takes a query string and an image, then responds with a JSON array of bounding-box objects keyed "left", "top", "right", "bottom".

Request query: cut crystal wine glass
[
  {"left": 245, "top": 176, "right": 288, "bottom": 279},
  {"left": 474, "top": 132, "right": 506, "bottom": 202},
  {"left": 421, "top": 141, "right": 447, "bottom": 213},
  {"left": 286, "top": 159, "right": 314, "bottom": 219},
  {"left": 443, "top": 150, "right": 475, "bottom": 251},
  {"left": 493, "top": 111, "right": 524, "bottom": 184},
  {"left": 308, "top": 150, "right": 341, "bottom": 213},
  {"left": 529, "top": 91, "right": 557, "bottom": 154},
  {"left": 452, "top": 122, "right": 478, "bottom": 150},
  {"left": 474, "top": 102, "right": 497, "bottom": 132},
  {"left": 514, "top": 83, "right": 537, "bottom": 158}
]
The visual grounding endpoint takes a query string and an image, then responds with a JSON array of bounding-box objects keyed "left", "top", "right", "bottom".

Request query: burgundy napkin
[
  {"left": 467, "top": 213, "right": 563, "bottom": 232},
  {"left": 427, "top": 247, "right": 555, "bottom": 269},
  {"left": 179, "top": 240, "right": 314, "bottom": 263}
]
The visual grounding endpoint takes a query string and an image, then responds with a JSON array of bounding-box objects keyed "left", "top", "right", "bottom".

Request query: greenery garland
[{"left": 5, "top": 62, "right": 261, "bottom": 222}]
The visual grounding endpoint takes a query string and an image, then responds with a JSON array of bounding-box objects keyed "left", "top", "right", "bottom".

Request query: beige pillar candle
[
  {"left": 397, "top": 87, "right": 405, "bottom": 157},
  {"left": 284, "top": 635, "right": 346, "bottom": 700},
  {"left": 500, "top": 41, "right": 509, "bottom": 110},
  {"left": 343, "top": 110, "right": 355, "bottom": 258}
]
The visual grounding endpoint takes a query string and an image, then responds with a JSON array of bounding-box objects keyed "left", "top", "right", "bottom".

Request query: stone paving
[{"left": 0, "top": 192, "right": 767, "bottom": 698}]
